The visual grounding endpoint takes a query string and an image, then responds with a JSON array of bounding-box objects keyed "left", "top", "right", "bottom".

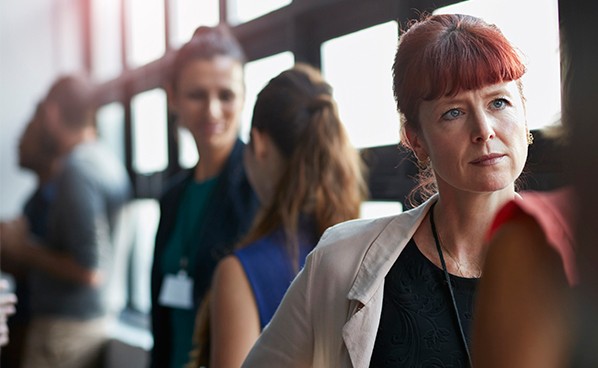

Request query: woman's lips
[
  {"left": 201, "top": 122, "right": 225, "bottom": 135},
  {"left": 470, "top": 153, "right": 506, "bottom": 166}
]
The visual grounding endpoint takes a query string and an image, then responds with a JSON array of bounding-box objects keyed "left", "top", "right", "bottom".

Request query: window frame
[{"left": 90, "top": 0, "right": 460, "bottom": 199}]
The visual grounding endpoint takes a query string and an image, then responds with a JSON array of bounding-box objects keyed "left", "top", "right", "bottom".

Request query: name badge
[{"left": 158, "top": 272, "right": 194, "bottom": 310}]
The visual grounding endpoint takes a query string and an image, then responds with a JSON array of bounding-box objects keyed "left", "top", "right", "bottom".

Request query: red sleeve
[{"left": 487, "top": 188, "right": 578, "bottom": 286}]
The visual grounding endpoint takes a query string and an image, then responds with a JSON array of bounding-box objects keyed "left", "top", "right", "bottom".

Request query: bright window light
[
  {"left": 231, "top": 0, "right": 292, "bottom": 24},
  {"left": 434, "top": 0, "right": 561, "bottom": 129},
  {"left": 241, "top": 51, "right": 295, "bottom": 142},
  {"left": 131, "top": 89, "right": 168, "bottom": 174},
  {"left": 322, "top": 21, "right": 400, "bottom": 149},
  {"left": 360, "top": 201, "right": 403, "bottom": 219},
  {"left": 178, "top": 127, "right": 198, "bottom": 169},
  {"left": 127, "top": 0, "right": 165, "bottom": 67},
  {"left": 56, "top": 0, "right": 83, "bottom": 71},
  {"left": 91, "top": 0, "right": 122, "bottom": 80},
  {"left": 170, "top": 0, "right": 219, "bottom": 48},
  {"left": 96, "top": 102, "right": 125, "bottom": 165}
]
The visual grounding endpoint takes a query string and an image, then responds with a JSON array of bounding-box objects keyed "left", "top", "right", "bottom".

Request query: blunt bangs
[
  {"left": 394, "top": 14, "right": 526, "bottom": 128},
  {"left": 422, "top": 23, "right": 526, "bottom": 101}
]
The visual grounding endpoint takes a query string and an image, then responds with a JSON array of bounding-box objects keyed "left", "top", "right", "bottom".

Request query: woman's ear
[
  {"left": 249, "top": 128, "right": 269, "bottom": 160},
  {"left": 405, "top": 126, "right": 429, "bottom": 163},
  {"left": 43, "top": 101, "right": 62, "bottom": 132}
]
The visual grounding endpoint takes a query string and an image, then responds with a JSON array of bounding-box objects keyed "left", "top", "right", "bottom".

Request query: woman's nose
[
  {"left": 471, "top": 112, "right": 496, "bottom": 143},
  {"left": 206, "top": 97, "right": 223, "bottom": 120}
]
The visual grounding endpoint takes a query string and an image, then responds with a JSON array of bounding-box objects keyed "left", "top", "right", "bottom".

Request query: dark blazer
[{"left": 150, "top": 139, "right": 259, "bottom": 367}]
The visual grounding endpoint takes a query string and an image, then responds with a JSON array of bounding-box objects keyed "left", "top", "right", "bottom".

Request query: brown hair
[
  {"left": 241, "top": 63, "right": 368, "bottom": 267},
  {"left": 169, "top": 24, "right": 246, "bottom": 89},
  {"left": 393, "top": 13, "right": 526, "bottom": 203},
  {"left": 45, "top": 75, "right": 96, "bottom": 130}
]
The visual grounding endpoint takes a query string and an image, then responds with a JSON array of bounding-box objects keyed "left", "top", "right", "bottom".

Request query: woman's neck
[
  {"left": 437, "top": 188, "right": 515, "bottom": 251},
  {"left": 193, "top": 142, "right": 235, "bottom": 182},
  {"left": 416, "top": 187, "right": 516, "bottom": 277}
]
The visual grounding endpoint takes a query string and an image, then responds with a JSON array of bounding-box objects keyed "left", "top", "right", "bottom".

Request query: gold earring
[
  {"left": 417, "top": 156, "right": 431, "bottom": 168},
  {"left": 527, "top": 131, "right": 534, "bottom": 145}
]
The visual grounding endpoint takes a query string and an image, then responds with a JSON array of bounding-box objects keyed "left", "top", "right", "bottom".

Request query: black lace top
[{"left": 370, "top": 239, "right": 479, "bottom": 368}]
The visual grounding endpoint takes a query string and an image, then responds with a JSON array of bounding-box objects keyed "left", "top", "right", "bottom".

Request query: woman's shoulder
[
  {"left": 517, "top": 187, "right": 575, "bottom": 220},
  {"left": 159, "top": 170, "right": 193, "bottom": 199},
  {"left": 311, "top": 204, "right": 429, "bottom": 262},
  {"left": 319, "top": 215, "right": 399, "bottom": 246},
  {"left": 496, "top": 187, "right": 575, "bottom": 241},
  {"left": 491, "top": 187, "right": 578, "bottom": 284},
  {"left": 234, "top": 233, "right": 281, "bottom": 259}
]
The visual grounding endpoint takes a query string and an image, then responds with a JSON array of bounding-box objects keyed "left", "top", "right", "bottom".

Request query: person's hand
[
  {"left": 0, "top": 279, "right": 17, "bottom": 347},
  {"left": 0, "top": 217, "right": 30, "bottom": 262}
]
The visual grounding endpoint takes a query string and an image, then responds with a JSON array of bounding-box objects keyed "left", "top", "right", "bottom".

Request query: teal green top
[{"left": 161, "top": 177, "right": 217, "bottom": 368}]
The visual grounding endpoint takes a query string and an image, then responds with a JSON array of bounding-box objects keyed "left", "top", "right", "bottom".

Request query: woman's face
[
  {"left": 170, "top": 56, "right": 245, "bottom": 153},
  {"left": 409, "top": 80, "right": 528, "bottom": 195}
]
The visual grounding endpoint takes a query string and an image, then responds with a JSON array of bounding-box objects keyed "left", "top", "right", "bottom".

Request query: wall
[{"left": 0, "top": 0, "right": 82, "bottom": 219}]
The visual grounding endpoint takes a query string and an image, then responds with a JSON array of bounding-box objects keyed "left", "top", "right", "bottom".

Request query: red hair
[{"left": 393, "top": 13, "right": 526, "bottom": 134}]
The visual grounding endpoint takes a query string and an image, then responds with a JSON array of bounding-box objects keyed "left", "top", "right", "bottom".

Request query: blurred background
[{"left": 0, "top": 0, "right": 561, "bottom": 361}]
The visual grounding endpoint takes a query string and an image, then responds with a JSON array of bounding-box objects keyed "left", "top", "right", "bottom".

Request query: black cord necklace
[{"left": 429, "top": 202, "right": 474, "bottom": 368}]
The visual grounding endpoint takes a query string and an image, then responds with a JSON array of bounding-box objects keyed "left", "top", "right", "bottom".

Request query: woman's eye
[
  {"left": 220, "top": 90, "right": 235, "bottom": 102},
  {"left": 491, "top": 98, "right": 508, "bottom": 109},
  {"left": 442, "top": 108, "right": 462, "bottom": 120},
  {"left": 187, "top": 91, "right": 207, "bottom": 100}
]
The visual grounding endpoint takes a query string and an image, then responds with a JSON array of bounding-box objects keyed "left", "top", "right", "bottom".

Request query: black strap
[{"left": 429, "top": 202, "right": 474, "bottom": 368}]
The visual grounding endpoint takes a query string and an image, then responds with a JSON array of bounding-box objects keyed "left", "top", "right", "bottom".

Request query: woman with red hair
[{"left": 243, "top": 13, "right": 531, "bottom": 367}]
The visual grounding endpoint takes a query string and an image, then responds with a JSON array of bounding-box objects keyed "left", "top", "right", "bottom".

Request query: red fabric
[{"left": 488, "top": 187, "right": 578, "bottom": 285}]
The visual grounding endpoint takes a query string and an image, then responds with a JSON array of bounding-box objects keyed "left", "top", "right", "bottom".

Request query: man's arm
[{"left": 1, "top": 217, "right": 101, "bottom": 286}]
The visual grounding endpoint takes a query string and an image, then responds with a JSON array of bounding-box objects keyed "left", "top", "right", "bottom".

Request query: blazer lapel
[
  {"left": 342, "top": 291, "right": 384, "bottom": 367},
  {"left": 341, "top": 197, "right": 436, "bottom": 367}
]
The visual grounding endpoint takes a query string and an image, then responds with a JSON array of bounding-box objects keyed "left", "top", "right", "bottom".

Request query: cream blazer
[{"left": 242, "top": 197, "right": 436, "bottom": 368}]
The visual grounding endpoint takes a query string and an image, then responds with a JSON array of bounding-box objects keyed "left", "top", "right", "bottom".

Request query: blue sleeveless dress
[{"left": 234, "top": 219, "right": 317, "bottom": 329}]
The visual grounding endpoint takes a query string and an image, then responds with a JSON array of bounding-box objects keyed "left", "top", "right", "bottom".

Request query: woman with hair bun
[{"left": 150, "top": 25, "right": 259, "bottom": 368}]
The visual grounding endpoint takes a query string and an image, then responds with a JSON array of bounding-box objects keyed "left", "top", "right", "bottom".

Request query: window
[
  {"left": 131, "top": 89, "right": 168, "bottom": 174},
  {"left": 91, "top": 0, "right": 122, "bottom": 80},
  {"left": 230, "top": 0, "right": 292, "bottom": 24},
  {"left": 322, "top": 21, "right": 400, "bottom": 149},
  {"left": 96, "top": 102, "right": 126, "bottom": 164},
  {"left": 178, "top": 127, "right": 198, "bottom": 169},
  {"left": 126, "top": 0, "right": 165, "bottom": 67},
  {"left": 169, "top": 0, "right": 219, "bottom": 48},
  {"left": 361, "top": 201, "right": 403, "bottom": 219},
  {"left": 127, "top": 199, "right": 160, "bottom": 316},
  {"left": 55, "top": 0, "right": 83, "bottom": 72},
  {"left": 435, "top": 0, "right": 561, "bottom": 129},
  {"left": 241, "top": 51, "right": 295, "bottom": 141}
]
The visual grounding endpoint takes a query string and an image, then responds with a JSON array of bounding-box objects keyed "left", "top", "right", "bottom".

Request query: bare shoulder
[
  {"left": 211, "top": 255, "right": 255, "bottom": 317},
  {"left": 213, "top": 255, "right": 248, "bottom": 290}
]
